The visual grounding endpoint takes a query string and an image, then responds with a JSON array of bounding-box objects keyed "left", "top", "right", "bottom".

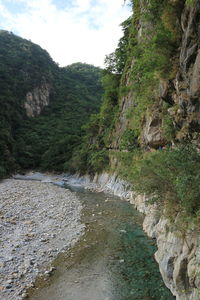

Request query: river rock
[{"left": 0, "top": 178, "right": 85, "bottom": 300}]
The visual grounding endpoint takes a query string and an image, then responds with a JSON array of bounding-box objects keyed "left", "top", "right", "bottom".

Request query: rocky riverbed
[{"left": 0, "top": 178, "right": 84, "bottom": 300}]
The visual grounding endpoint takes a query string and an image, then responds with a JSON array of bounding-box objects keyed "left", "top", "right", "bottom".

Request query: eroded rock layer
[{"left": 84, "top": 172, "right": 200, "bottom": 300}]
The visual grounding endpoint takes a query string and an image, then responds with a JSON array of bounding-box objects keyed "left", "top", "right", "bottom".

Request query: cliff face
[
  {"left": 77, "top": 1, "right": 200, "bottom": 298},
  {"left": 133, "top": 194, "right": 200, "bottom": 300},
  {"left": 143, "top": 3, "right": 200, "bottom": 146},
  {"left": 84, "top": 172, "right": 200, "bottom": 300},
  {"left": 110, "top": 0, "right": 200, "bottom": 150},
  {"left": 24, "top": 82, "right": 51, "bottom": 117},
  {"left": 0, "top": 30, "right": 57, "bottom": 117},
  {"left": 109, "top": 2, "right": 200, "bottom": 298},
  {"left": 163, "top": 1, "right": 200, "bottom": 142}
]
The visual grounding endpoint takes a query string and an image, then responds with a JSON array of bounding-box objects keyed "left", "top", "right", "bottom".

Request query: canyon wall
[
  {"left": 110, "top": 0, "right": 200, "bottom": 150},
  {"left": 85, "top": 172, "right": 200, "bottom": 300},
  {"left": 88, "top": 3, "right": 200, "bottom": 297}
]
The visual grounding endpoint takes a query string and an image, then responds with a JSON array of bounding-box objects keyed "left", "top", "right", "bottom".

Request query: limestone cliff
[
  {"left": 163, "top": 1, "right": 200, "bottom": 142},
  {"left": 133, "top": 195, "right": 200, "bottom": 300},
  {"left": 104, "top": 1, "right": 200, "bottom": 291},
  {"left": 107, "top": 3, "right": 200, "bottom": 296},
  {"left": 110, "top": 0, "right": 200, "bottom": 150},
  {"left": 24, "top": 82, "right": 51, "bottom": 117},
  {"left": 85, "top": 173, "right": 200, "bottom": 300}
]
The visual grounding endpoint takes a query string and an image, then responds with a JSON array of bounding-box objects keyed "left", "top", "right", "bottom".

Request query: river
[{"left": 27, "top": 182, "right": 174, "bottom": 300}]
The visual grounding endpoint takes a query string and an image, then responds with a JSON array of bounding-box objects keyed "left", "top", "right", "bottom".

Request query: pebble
[
  {"left": 40, "top": 238, "right": 49, "bottom": 242},
  {"left": 24, "top": 220, "right": 33, "bottom": 225},
  {"left": 21, "top": 292, "right": 27, "bottom": 299},
  {"left": 119, "top": 229, "right": 127, "bottom": 233},
  {"left": 6, "top": 284, "right": 12, "bottom": 289},
  {"left": 0, "top": 177, "right": 85, "bottom": 300},
  {"left": 7, "top": 279, "right": 13, "bottom": 284},
  {"left": 11, "top": 273, "right": 19, "bottom": 279}
]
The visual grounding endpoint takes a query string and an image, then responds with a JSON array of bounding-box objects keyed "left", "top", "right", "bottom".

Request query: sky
[{"left": 0, "top": 0, "right": 132, "bottom": 67}]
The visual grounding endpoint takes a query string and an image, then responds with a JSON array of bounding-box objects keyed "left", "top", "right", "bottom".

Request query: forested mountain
[{"left": 0, "top": 30, "right": 103, "bottom": 176}]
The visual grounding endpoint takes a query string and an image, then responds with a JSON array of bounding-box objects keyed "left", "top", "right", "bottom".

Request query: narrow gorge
[{"left": 0, "top": 0, "right": 200, "bottom": 299}]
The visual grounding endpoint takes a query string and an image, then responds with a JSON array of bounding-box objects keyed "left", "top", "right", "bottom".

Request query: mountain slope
[{"left": 0, "top": 30, "right": 103, "bottom": 176}]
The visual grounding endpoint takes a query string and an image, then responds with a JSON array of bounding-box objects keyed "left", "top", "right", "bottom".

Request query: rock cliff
[
  {"left": 86, "top": 172, "right": 200, "bottom": 300},
  {"left": 108, "top": 3, "right": 200, "bottom": 296},
  {"left": 24, "top": 82, "right": 51, "bottom": 117},
  {"left": 70, "top": 4, "right": 200, "bottom": 298},
  {"left": 133, "top": 194, "right": 200, "bottom": 300},
  {"left": 164, "top": 1, "right": 200, "bottom": 142},
  {"left": 110, "top": 0, "right": 200, "bottom": 150}
]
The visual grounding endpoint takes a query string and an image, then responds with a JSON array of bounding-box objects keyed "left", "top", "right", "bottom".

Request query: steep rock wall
[
  {"left": 84, "top": 172, "right": 200, "bottom": 300},
  {"left": 24, "top": 82, "right": 51, "bottom": 117},
  {"left": 166, "top": 1, "right": 200, "bottom": 141},
  {"left": 97, "top": 5, "right": 200, "bottom": 295},
  {"left": 111, "top": 0, "right": 200, "bottom": 150},
  {"left": 133, "top": 194, "right": 200, "bottom": 300}
]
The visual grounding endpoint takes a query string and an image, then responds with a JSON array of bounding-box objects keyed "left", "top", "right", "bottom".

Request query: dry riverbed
[{"left": 0, "top": 178, "right": 84, "bottom": 300}]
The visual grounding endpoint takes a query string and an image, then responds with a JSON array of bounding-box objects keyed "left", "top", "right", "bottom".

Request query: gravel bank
[{"left": 0, "top": 179, "right": 84, "bottom": 300}]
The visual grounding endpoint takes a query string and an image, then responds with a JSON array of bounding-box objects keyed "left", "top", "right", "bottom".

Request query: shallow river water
[{"left": 28, "top": 184, "right": 174, "bottom": 300}]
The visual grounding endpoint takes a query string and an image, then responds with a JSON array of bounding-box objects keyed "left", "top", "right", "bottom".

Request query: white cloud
[{"left": 0, "top": 0, "right": 131, "bottom": 67}]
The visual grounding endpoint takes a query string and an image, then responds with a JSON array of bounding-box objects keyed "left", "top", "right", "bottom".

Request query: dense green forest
[{"left": 0, "top": 30, "right": 103, "bottom": 176}]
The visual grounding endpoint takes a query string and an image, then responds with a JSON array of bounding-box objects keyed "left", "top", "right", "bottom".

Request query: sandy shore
[{"left": 0, "top": 178, "right": 84, "bottom": 300}]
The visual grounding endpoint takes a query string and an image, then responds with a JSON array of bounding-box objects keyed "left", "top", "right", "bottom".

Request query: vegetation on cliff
[
  {"left": 0, "top": 30, "right": 58, "bottom": 177},
  {"left": 115, "top": 145, "right": 200, "bottom": 225},
  {"left": 72, "top": 0, "right": 200, "bottom": 224},
  {"left": 0, "top": 31, "right": 103, "bottom": 176},
  {"left": 70, "top": 0, "right": 181, "bottom": 170},
  {"left": 15, "top": 63, "right": 103, "bottom": 172}
]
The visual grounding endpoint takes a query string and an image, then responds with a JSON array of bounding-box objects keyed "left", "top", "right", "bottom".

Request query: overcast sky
[{"left": 0, "top": 0, "right": 131, "bottom": 67}]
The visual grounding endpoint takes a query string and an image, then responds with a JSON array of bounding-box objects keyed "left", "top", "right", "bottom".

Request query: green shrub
[
  {"left": 120, "top": 129, "right": 139, "bottom": 150},
  {"left": 88, "top": 150, "right": 109, "bottom": 173},
  {"left": 116, "top": 145, "right": 200, "bottom": 223},
  {"left": 186, "top": 0, "right": 196, "bottom": 5},
  {"left": 65, "top": 145, "right": 89, "bottom": 174},
  {"left": 118, "top": 145, "right": 200, "bottom": 220},
  {"left": 162, "top": 114, "right": 176, "bottom": 141}
]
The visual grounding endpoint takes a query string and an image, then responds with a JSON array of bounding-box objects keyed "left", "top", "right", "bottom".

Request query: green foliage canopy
[{"left": 0, "top": 31, "right": 103, "bottom": 176}]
